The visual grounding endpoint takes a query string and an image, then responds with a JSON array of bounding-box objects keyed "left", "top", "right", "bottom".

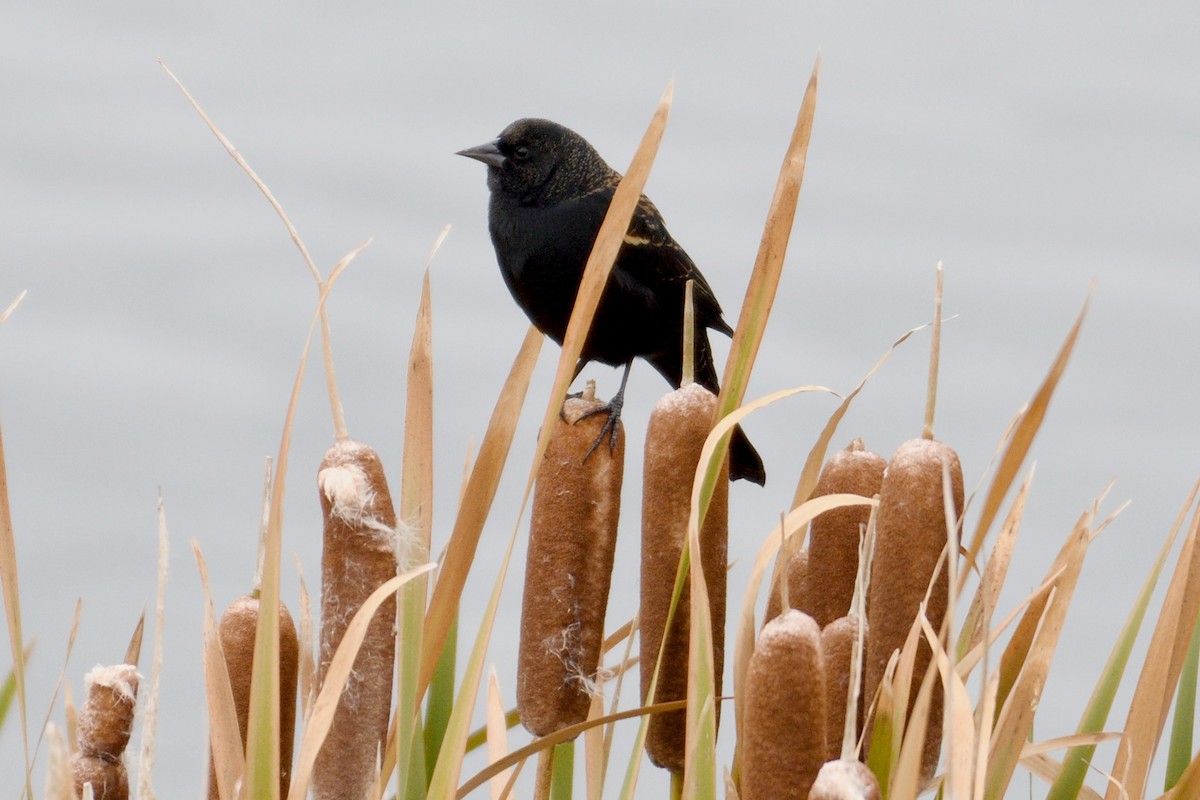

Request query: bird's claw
[{"left": 577, "top": 395, "right": 623, "bottom": 462}]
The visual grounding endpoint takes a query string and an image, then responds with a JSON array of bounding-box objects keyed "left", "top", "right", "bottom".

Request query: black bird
[{"left": 458, "top": 118, "right": 765, "bottom": 485}]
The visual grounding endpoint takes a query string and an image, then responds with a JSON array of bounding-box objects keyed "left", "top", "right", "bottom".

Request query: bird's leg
[
  {"left": 564, "top": 358, "right": 588, "bottom": 401},
  {"left": 560, "top": 358, "right": 590, "bottom": 422},
  {"left": 579, "top": 360, "right": 632, "bottom": 461}
]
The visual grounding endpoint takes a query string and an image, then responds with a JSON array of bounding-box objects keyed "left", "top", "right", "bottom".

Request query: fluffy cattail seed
[{"left": 313, "top": 440, "right": 403, "bottom": 800}]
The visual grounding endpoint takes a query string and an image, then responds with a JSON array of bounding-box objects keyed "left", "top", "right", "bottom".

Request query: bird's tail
[
  {"left": 664, "top": 336, "right": 765, "bottom": 485},
  {"left": 729, "top": 424, "right": 765, "bottom": 485}
]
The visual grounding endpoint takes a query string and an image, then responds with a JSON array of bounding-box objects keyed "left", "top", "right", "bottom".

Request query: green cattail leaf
[
  {"left": 289, "top": 566, "right": 434, "bottom": 800},
  {"left": 0, "top": 406, "right": 33, "bottom": 799},
  {"left": 985, "top": 513, "right": 1092, "bottom": 800},
  {"left": 1106, "top": 491, "right": 1200, "bottom": 799},
  {"left": 550, "top": 741, "right": 574, "bottom": 800},
  {"left": 459, "top": 700, "right": 687, "bottom": 797},
  {"left": 1048, "top": 479, "right": 1199, "bottom": 800},
  {"left": 1165, "top": 744, "right": 1200, "bottom": 800},
  {"left": 425, "top": 525, "right": 517, "bottom": 799},
  {"left": 390, "top": 261, "right": 438, "bottom": 799},
  {"left": 0, "top": 664, "right": 16, "bottom": 729},
  {"left": 424, "top": 616, "right": 457, "bottom": 780},
  {"left": 247, "top": 242, "right": 364, "bottom": 800},
  {"left": 420, "top": 325, "right": 541, "bottom": 697},
  {"left": 619, "top": 523, "right": 692, "bottom": 800},
  {"left": 1166, "top": 615, "right": 1200, "bottom": 790}
]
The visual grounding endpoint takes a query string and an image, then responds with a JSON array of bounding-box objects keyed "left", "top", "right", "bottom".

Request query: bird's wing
[{"left": 620, "top": 194, "right": 732, "bottom": 334}]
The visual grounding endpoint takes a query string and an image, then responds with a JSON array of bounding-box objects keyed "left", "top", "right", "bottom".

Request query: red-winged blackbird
[{"left": 458, "top": 118, "right": 765, "bottom": 485}]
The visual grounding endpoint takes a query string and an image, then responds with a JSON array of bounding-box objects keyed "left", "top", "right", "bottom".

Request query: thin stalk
[
  {"left": 922, "top": 262, "right": 943, "bottom": 441},
  {"left": 550, "top": 741, "right": 574, "bottom": 800},
  {"left": 1166, "top": 614, "right": 1200, "bottom": 790}
]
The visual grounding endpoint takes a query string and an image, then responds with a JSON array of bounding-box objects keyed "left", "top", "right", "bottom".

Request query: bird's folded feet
[{"left": 577, "top": 393, "right": 623, "bottom": 462}]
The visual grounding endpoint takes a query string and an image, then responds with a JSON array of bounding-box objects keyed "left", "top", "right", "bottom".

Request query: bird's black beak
[{"left": 456, "top": 140, "right": 505, "bottom": 168}]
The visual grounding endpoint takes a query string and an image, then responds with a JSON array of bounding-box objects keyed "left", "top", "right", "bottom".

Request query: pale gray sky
[{"left": 2, "top": 4, "right": 1198, "bottom": 797}]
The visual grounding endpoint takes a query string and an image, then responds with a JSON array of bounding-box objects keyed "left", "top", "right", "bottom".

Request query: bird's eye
[{"left": 513, "top": 145, "right": 531, "bottom": 161}]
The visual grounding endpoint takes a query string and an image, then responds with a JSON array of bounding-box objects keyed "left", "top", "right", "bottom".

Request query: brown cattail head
[
  {"left": 640, "top": 384, "right": 729, "bottom": 773},
  {"left": 764, "top": 545, "right": 808, "bottom": 625},
  {"left": 518, "top": 394, "right": 624, "bottom": 736},
  {"left": 740, "top": 610, "right": 826, "bottom": 800},
  {"left": 864, "top": 438, "right": 963, "bottom": 782},
  {"left": 801, "top": 440, "right": 886, "bottom": 629},
  {"left": 314, "top": 440, "right": 402, "bottom": 800},
  {"left": 72, "top": 756, "right": 129, "bottom": 800},
  {"left": 822, "top": 615, "right": 866, "bottom": 762},
  {"left": 73, "top": 664, "right": 140, "bottom": 800},
  {"left": 808, "top": 759, "right": 882, "bottom": 800},
  {"left": 208, "top": 595, "right": 300, "bottom": 800}
]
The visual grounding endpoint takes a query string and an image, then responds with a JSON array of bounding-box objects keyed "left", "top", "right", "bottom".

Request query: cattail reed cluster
[
  {"left": 313, "top": 439, "right": 403, "bottom": 800},
  {"left": 741, "top": 441, "right": 886, "bottom": 795},
  {"left": 739, "top": 613, "right": 872, "bottom": 797},
  {"left": 640, "top": 383, "right": 729, "bottom": 773},
  {"left": 72, "top": 664, "right": 141, "bottom": 800},
  {"left": 518, "top": 390, "right": 623, "bottom": 735}
]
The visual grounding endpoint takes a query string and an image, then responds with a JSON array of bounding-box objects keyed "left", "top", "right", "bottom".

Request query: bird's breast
[{"left": 487, "top": 195, "right": 604, "bottom": 339}]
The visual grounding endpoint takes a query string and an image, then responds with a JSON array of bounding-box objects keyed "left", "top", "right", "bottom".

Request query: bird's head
[{"left": 457, "top": 118, "right": 615, "bottom": 206}]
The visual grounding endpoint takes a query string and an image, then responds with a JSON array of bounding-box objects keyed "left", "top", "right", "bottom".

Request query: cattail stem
[
  {"left": 550, "top": 741, "right": 575, "bottom": 798},
  {"left": 533, "top": 748, "right": 554, "bottom": 800},
  {"left": 922, "top": 263, "right": 944, "bottom": 441},
  {"left": 253, "top": 457, "right": 273, "bottom": 591},
  {"left": 682, "top": 279, "right": 695, "bottom": 387},
  {"left": 670, "top": 770, "right": 684, "bottom": 799}
]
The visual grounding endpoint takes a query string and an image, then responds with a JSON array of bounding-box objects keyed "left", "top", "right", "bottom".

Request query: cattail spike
[
  {"left": 518, "top": 394, "right": 623, "bottom": 735},
  {"left": 640, "top": 383, "right": 729, "bottom": 773}
]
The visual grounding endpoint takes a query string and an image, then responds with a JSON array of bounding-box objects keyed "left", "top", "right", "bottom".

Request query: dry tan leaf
[
  {"left": 718, "top": 56, "right": 821, "bottom": 425},
  {"left": 289, "top": 565, "right": 434, "bottom": 800},
  {"left": 486, "top": 666, "right": 513, "bottom": 800},
  {"left": 192, "top": 542, "right": 244, "bottom": 800},
  {"left": 731, "top": 487, "right": 873, "bottom": 746},
  {"left": 419, "top": 325, "right": 542, "bottom": 695},
  {"left": 959, "top": 470, "right": 1033, "bottom": 660},
  {"left": 987, "top": 509, "right": 1092, "bottom": 799},
  {"left": 1106, "top": 492, "right": 1200, "bottom": 799},
  {"left": 0, "top": 290, "right": 27, "bottom": 325},
  {"left": 1021, "top": 753, "right": 1107, "bottom": 799},
  {"left": 584, "top": 690, "right": 606, "bottom": 800},
  {"left": 962, "top": 292, "right": 1089, "bottom": 581}
]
